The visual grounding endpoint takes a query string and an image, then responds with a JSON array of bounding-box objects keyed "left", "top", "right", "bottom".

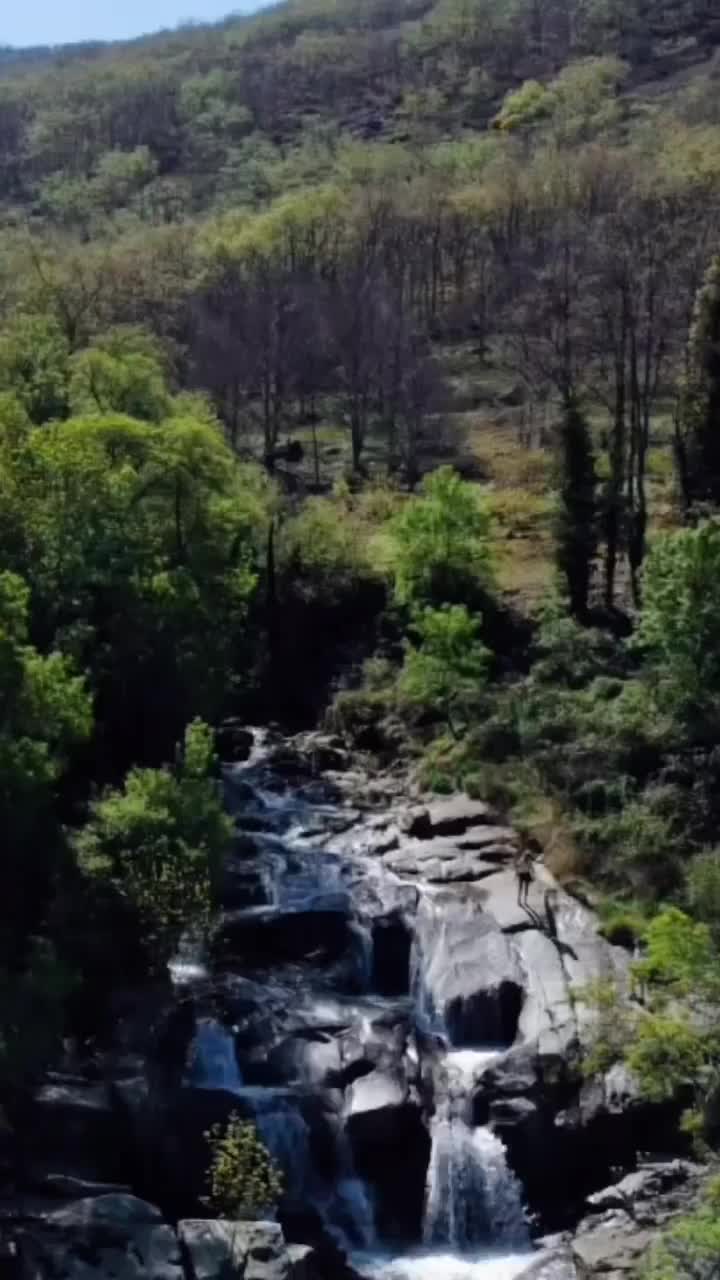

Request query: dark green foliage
[
  {"left": 75, "top": 720, "right": 232, "bottom": 971},
  {"left": 555, "top": 396, "right": 597, "bottom": 618},
  {"left": 643, "top": 1177, "right": 720, "bottom": 1280},
  {"left": 390, "top": 467, "right": 494, "bottom": 609},
  {"left": 675, "top": 256, "right": 720, "bottom": 514},
  {"left": 399, "top": 604, "right": 490, "bottom": 735}
]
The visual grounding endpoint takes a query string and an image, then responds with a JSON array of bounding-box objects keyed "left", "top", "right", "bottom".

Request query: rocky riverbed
[{"left": 0, "top": 729, "right": 701, "bottom": 1280}]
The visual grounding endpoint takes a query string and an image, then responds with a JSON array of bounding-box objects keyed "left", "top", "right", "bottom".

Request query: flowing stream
[{"left": 178, "top": 736, "right": 533, "bottom": 1280}]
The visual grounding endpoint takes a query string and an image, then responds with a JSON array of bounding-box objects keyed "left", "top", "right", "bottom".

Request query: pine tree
[
  {"left": 675, "top": 255, "right": 720, "bottom": 516},
  {"left": 555, "top": 395, "right": 597, "bottom": 619}
]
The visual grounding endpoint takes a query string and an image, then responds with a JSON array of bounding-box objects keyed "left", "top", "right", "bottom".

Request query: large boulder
[
  {"left": 179, "top": 1219, "right": 289, "bottom": 1280},
  {"left": 20, "top": 1076, "right": 134, "bottom": 1187},
  {"left": 415, "top": 796, "right": 499, "bottom": 837},
  {"left": 516, "top": 1248, "right": 580, "bottom": 1280},
  {"left": 16, "top": 1195, "right": 184, "bottom": 1280},
  {"left": 384, "top": 839, "right": 500, "bottom": 884},
  {"left": 414, "top": 893, "right": 524, "bottom": 1047},
  {"left": 345, "top": 1071, "right": 430, "bottom": 1243}
]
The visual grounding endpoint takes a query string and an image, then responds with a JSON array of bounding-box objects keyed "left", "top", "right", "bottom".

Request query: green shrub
[
  {"left": 398, "top": 604, "right": 490, "bottom": 735},
  {"left": 389, "top": 466, "right": 494, "bottom": 608},
  {"left": 204, "top": 1111, "right": 283, "bottom": 1219},
  {"left": 643, "top": 1176, "right": 720, "bottom": 1280},
  {"left": 75, "top": 720, "right": 231, "bottom": 971}
]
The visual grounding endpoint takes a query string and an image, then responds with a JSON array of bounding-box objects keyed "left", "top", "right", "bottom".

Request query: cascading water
[
  {"left": 423, "top": 1051, "right": 527, "bottom": 1253},
  {"left": 188, "top": 1018, "right": 243, "bottom": 1090},
  {"left": 424, "top": 1120, "right": 527, "bottom": 1252},
  {"left": 185, "top": 736, "right": 534, "bottom": 1280}
]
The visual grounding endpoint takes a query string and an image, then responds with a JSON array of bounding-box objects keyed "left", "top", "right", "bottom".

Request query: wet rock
[
  {"left": 346, "top": 1074, "right": 430, "bottom": 1242},
  {"left": 371, "top": 912, "right": 412, "bottom": 996},
  {"left": 415, "top": 894, "right": 524, "bottom": 1047},
  {"left": 217, "top": 721, "right": 255, "bottom": 763},
  {"left": 215, "top": 906, "right": 353, "bottom": 970}
]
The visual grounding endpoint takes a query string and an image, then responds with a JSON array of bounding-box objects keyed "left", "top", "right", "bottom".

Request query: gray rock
[
  {"left": 414, "top": 893, "right": 524, "bottom": 1046},
  {"left": 469, "top": 869, "right": 546, "bottom": 932},
  {"left": 347, "top": 1068, "right": 408, "bottom": 1117},
  {"left": 47, "top": 1192, "right": 165, "bottom": 1228},
  {"left": 515, "top": 929, "right": 577, "bottom": 1059},
  {"left": 572, "top": 1211, "right": 657, "bottom": 1273},
  {"left": 516, "top": 1247, "right": 580, "bottom": 1280},
  {"left": 179, "top": 1220, "right": 289, "bottom": 1280},
  {"left": 585, "top": 1161, "right": 698, "bottom": 1216},
  {"left": 422, "top": 795, "right": 497, "bottom": 837},
  {"left": 384, "top": 839, "right": 499, "bottom": 884},
  {"left": 287, "top": 1243, "right": 320, "bottom": 1280},
  {"left": 18, "top": 1196, "right": 183, "bottom": 1280}
]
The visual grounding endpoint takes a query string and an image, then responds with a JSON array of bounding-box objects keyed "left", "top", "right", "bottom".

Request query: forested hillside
[{"left": 4, "top": 1, "right": 720, "bottom": 1249}]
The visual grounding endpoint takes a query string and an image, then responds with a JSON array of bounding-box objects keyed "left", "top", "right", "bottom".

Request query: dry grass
[{"left": 513, "top": 791, "right": 584, "bottom": 883}]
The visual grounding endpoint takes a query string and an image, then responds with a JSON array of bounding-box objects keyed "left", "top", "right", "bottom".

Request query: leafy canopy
[
  {"left": 75, "top": 719, "right": 232, "bottom": 970},
  {"left": 390, "top": 466, "right": 494, "bottom": 608}
]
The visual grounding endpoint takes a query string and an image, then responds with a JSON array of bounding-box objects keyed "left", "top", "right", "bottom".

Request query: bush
[
  {"left": 204, "top": 1112, "right": 283, "bottom": 1219},
  {"left": 637, "top": 521, "right": 720, "bottom": 717},
  {"left": 280, "top": 493, "right": 378, "bottom": 606},
  {"left": 398, "top": 604, "right": 490, "bottom": 735},
  {"left": 75, "top": 720, "right": 232, "bottom": 972},
  {"left": 643, "top": 1177, "right": 720, "bottom": 1280},
  {"left": 389, "top": 466, "right": 494, "bottom": 608}
]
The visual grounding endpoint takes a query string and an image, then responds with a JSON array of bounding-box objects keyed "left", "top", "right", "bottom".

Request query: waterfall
[
  {"left": 187, "top": 1019, "right": 242, "bottom": 1091},
  {"left": 246, "top": 1090, "right": 377, "bottom": 1250},
  {"left": 247, "top": 1092, "right": 313, "bottom": 1201},
  {"left": 423, "top": 1047, "right": 527, "bottom": 1253},
  {"left": 424, "top": 1118, "right": 527, "bottom": 1251}
]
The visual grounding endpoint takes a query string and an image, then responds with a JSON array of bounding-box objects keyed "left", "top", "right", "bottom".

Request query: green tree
[
  {"left": 390, "top": 466, "right": 494, "bottom": 608},
  {"left": 0, "top": 411, "right": 270, "bottom": 767},
  {"left": 0, "top": 313, "right": 70, "bottom": 424},
  {"left": 204, "top": 1111, "right": 283, "bottom": 1220},
  {"left": 75, "top": 720, "right": 232, "bottom": 971},
  {"left": 69, "top": 329, "right": 171, "bottom": 422},
  {"left": 399, "top": 604, "right": 490, "bottom": 735},
  {"left": 675, "top": 255, "right": 720, "bottom": 514},
  {"left": 555, "top": 396, "right": 597, "bottom": 618},
  {"left": 0, "top": 570, "right": 92, "bottom": 955},
  {"left": 643, "top": 1177, "right": 720, "bottom": 1280},
  {"left": 636, "top": 521, "right": 720, "bottom": 713}
]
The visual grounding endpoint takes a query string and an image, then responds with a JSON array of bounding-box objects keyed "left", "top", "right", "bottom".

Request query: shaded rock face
[
  {"left": 12, "top": 1195, "right": 185, "bottom": 1280},
  {"left": 414, "top": 895, "right": 524, "bottom": 1048}
]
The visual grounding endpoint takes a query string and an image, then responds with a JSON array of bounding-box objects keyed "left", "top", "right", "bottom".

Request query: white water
[
  {"left": 424, "top": 1120, "right": 527, "bottom": 1252},
  {"left": 357, "top": 1250, "right": 532, "bottom": 1280},
  {"left": 169, "top": 931, "right": 208, "bottom": 985}
]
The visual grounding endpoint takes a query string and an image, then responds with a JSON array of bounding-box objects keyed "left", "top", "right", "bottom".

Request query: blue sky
[{"left": 2, "top": 1, "right": 263, "bottom": 48}]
